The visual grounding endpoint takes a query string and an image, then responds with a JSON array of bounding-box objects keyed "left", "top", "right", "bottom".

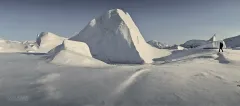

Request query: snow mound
[
  {"left": 224, "top": 35, "right": 240, "bottom": 48},
  {"left": 47, "top": 40, "right": 107, "bottom": 67},
  {"left": 36, "top": 32, "right": 66, "bottom": 53},
  {"left": 70, "top": 9, "right": 170, "bottom": 64},
  {"left": 147, "top": 40, "right": 169, "bottom": 49}
]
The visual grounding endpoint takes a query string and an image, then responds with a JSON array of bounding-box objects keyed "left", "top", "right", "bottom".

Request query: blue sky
[{"left": 0, "top": 0, "right": 239, "bottom": 44}]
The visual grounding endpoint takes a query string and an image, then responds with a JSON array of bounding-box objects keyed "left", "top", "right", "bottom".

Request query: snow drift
[
  {"left": 36, "top": 32, "right": 66, "bottom": 53},
  {"left": 47, "top": 40, "right": 107, "bottom": 67},
  {"left": 224, "top": 35, "right": 240, "bottom": 48},
  {"left": 147, "top": 40, "right": 169, "bottom": 49},
  {"left": 70, "top": 9, "right": 170, "bottom": 64},
  {"left": 1, "top": 51, "right": 240, "bottom": 106}
]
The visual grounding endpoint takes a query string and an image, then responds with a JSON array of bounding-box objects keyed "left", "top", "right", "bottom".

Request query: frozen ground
[{"left": 0, "top": 49, "right": 240, "bottom": 106}]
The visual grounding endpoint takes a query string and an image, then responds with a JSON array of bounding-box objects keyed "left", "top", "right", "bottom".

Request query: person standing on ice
[{"left": 219, "top": 42, "right": 224, "bottom": 52}]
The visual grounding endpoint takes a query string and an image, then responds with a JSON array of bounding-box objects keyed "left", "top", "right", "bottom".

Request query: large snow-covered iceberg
[
  {"left": 47, "top": 40, "right": 107, "bottom": 67},
  {"left": 70, "top": 9, "right": 170, "bottom": 64},
  {"left": 36, "top": 32, "right": 66, "bottom": 53},
  {"left": 224, "top": 35, "right": 240, "bottom": 48}
]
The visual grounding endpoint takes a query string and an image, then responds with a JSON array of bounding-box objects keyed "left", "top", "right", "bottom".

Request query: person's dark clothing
[{"left": 219, "top": 42, "right": 223, "bottom": 52}]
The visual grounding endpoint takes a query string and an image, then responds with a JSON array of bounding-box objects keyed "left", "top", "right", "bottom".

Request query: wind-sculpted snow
[{"left": 0, "top": 49, "right": 240, "bottom": 106}]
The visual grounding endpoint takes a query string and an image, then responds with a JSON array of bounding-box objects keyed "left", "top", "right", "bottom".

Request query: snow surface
[
  {"left": 70, "top": 9, "right": 170, "bottom": 64},
  {"left": 0, "top": 49, "right": 240, "bottom": 106},
  {"left": 47, "top": 39, "right": 107, "bottom": 67},
  {"left": 147, "top": 40, "right": 169, "bottom": 49},
  {"left": 36, "top": 32, "right": 66, "bottom": 53},
  {"left": 224, "top": 35, "right": 240, "bottom": 48}
]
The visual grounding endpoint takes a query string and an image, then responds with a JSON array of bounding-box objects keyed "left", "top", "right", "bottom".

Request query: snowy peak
[
  {"left": 103, "top": 9, "right": 130, "bottom": 21},
  {"left": 107, "top": 9, "right": 126, "bottom": 18},
  {"left": 36, "top": 32, "right": 64, "bottom": 46},
  {"left": 36, "top": 32, "right": 66, "bottom": 53}
]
